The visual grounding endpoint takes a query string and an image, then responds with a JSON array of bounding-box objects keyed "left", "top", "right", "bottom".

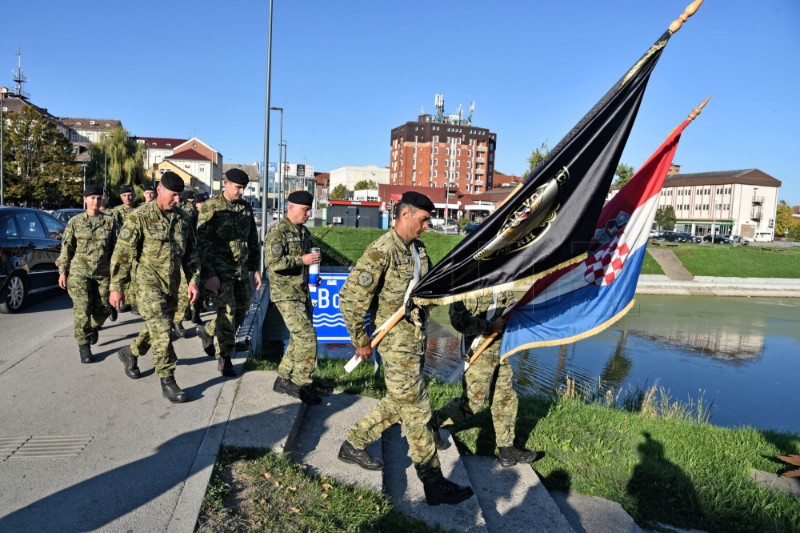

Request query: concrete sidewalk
[{"left": 0, "top": 309, "right": 243, "bottom": 533}]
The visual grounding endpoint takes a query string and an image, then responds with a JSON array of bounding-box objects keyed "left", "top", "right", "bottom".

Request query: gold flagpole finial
[
  {"left": 688, "top": 95, "right": 712, "bottom": 120},
  {"left": 669, "top": 0, "right": 704, "bottom": 34}
]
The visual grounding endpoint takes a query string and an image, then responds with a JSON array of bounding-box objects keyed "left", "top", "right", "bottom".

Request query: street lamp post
[
  {"left": 281, "top": 141, "right": 287, "bottom": 214},
  {"left": 1, "top": 101, "right": 4, "bottom": 206},
  {"left": 259, "top": 0, "right": 275, "bottom": 274},
  {"left": 270, "top": 106, "right": 283, "bottom": 216}
]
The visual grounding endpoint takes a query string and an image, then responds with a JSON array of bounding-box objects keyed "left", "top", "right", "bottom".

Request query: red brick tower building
[{"left": 389, "top": 96, "right": 496, "bottom": 195}]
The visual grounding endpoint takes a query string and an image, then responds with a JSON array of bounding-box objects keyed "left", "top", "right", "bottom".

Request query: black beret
[
  {"left": 143, "top": 185, "right": 155, "bottom": 192},
  {"left": 287, "top": 190, "right": 313, "bottom": 207},
  {"left": 120, "top": 185, "right": 134, "bottom": 195},
  {"left": 180, "top": 190, "right": 195, "bottom": 201},
  {"left": 401, "top": 191, "right": 435, "bottom": 212},
  {"left": 84, "top": 184, "right": 104, "bottom": 197},
  {"left": 225, "top": 168, "right": 250, "bottom": 186},
  {"left": 160, "top": 171, "right": 185, "bottom": 193}
]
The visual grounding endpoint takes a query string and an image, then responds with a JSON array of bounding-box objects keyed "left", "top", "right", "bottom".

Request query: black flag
[{"left": 411, "top": 30, "right": 674, "bottom": 306}]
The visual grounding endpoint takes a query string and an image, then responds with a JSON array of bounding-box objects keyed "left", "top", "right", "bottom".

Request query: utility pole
[{"left": 259, "top": 0, "right": 274, "bottom": 274}]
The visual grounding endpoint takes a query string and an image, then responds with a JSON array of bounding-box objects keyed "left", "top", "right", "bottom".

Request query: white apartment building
[
  {"left": 329, "top": 165, "right": 389, "bottom": 192},
  {"left": 658, "top": 167, "right": 781, "bottom": 242}
]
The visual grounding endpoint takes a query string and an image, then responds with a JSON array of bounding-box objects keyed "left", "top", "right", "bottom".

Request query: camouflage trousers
[
  {"left": 432, "top": 345, "right": 518, "bottom": 448},
  {"left": 347, "top": 349, "right": 441, "bottom": 482},
  {"left": 129, "top": 282, "right": 179, "bottom": 377},
  {"left": 274, "top": 299, "right": 317, "bottom": 387},
  {"left": 203, "top": 277, "right": 251, "bottom": 359},
  {"left": 173, "top": 272, "right": 190, "bottom": 324},
  {"left": 67, "top": 274, "right": 111, "bottom": 346}
]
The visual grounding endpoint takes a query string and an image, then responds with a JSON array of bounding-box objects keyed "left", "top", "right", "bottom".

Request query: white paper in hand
[{"left": 344, "top": 354, "right": 361, "bottom": 374}]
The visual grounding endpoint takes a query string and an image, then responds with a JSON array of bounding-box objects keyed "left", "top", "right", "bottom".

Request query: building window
[
  {"left": 466, "top": 184, "right": 471, "bottom": 192},
  {"left": 433, "top": 170, "right": 437, "bottom": 177}
]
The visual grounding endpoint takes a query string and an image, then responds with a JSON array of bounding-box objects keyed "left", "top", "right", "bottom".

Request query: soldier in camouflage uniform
[
  {"left": 110, "top": 184, "right": 138, "bottom": 317},
  {"left": 143, "top": 184, "right": 156, "bottom": 203},
  {"left": 172, "top": 190, "right": 199, "bottom": 337},
  {"left": 337, "top": 191, "right": 473, "bottom": 507},
  {"left": 264, "top": 190, "right": 323, "bottom": 405},
  {"left": 56, "top": 184, "right": 117, "bottom": 363},
  {"left": 431, "top": 291, "right": 538, "bottom": 467},
  {"left": 196, "top": 169, "right": 262, "bottom": 377},
  {"left": 109, "top": 172, "right": 200, "bottom": 403}
]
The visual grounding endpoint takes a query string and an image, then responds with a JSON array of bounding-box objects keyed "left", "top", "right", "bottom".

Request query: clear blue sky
[{"left": 4, "top": 1, "right": 799, "bottom": 204}]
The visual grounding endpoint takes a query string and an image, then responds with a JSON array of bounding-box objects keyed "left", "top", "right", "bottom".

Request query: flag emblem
[{"left": 584, "top": 232, "right": 631, "bottom": 286}]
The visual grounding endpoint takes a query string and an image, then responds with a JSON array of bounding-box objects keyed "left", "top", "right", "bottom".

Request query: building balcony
[
  {"left": 475, "top": 168, "right": 485, "bottom": 175},
  {"left": 752, "top": 196, "right": 764, "bottom": 205},
  {"left": 476, "top": 145, "right": 487, "bottom": 152},
  {"left": 476, "top": 157, "right": 486, "bottom": 164},
  {"left": 751, "top": 207, "right": 762, "bottom": 220},
  {"left": 473, "top": 180, "right": 484, "bottom": 186}
]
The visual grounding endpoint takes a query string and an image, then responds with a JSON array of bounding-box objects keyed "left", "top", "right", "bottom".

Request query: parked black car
[
  {"left": 661, "top": 231, "right": 700, "bottom": 243},
  {"left": 0, "top": 207, "right": 65, "bottom": 313},
  {"left": 51, "top": 208, "right": 84, "bottom": 225},
  {"left": 463, "top": 222, "right": 482, "bottom": 235},
  {"left": 703, "top": 234, "right": 732, "bottom": 244}
]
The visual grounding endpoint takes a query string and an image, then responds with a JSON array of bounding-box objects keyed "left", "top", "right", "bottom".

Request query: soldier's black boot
[
  {"left": 337, "top": 440, "right": 383, "bottom": 470},
  {"left": 109, "top": 306, "right": 118, "bottom": 322},
  {"left": 172, "top": 321, "right": 187, "bottom": 339},
  {"left": 90, "top": 328, "right": 99, "bottom": 345},
  {"left": 431, "top": 427, "right": 451, "bottom": 451},
  {"left": 79, "top": 344, "right": 93, "bottom": 364},
  {"left": 197, "top": 327, "right": 215, "bottom": 356},
  {"left": 130, "top": 304, "right": 139, "bottom": 315},
  {"left": 498, "top": 446, "right": 538, "bottom": 467},
  {"left": 422, "top": 475, "right": 474, "bottom": 506},
  {"left": 160, "top": 376, "right": 187, "bottom": 403},
  {"left": 191, "top": 307, "right": 202, "bottom": 325},
  {"left": 117, "top": 346, "right": 140, "bottom": 379},
  {"left": 218, "top": 355, "right": 236, "bottom": 377}
]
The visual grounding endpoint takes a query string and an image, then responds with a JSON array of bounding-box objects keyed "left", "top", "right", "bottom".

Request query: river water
[{"left": 320, "top": 295, "right": 800, "bottom": 435}]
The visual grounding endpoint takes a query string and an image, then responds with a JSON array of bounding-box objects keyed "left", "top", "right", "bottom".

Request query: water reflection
[{"left": 318, "top": 296, "right": 800, "bottom": 434}]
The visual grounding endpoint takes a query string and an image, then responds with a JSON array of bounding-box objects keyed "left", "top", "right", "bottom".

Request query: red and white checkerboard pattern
[{"left": 584, "top": 234, "right": 631, "bottom": 286}]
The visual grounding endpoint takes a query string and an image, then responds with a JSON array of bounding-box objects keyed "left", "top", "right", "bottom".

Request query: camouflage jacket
[
  {"left": 109, "top": 200, "right": 199, "bottom": 294},
  {"left": 56, "top": 211, "right": 117, "bottom": 278},
  {"left": 178, "top": 200, "right": 198, "bottom": 228},
  {"left": 340, "top": 230, "right": 431, "bottom": 353},
  {"left": 197, "top": 195, "right": 259, "bottom": 281},
  {"left": 265, "top": 217, "right": 313, "bottom": 302},
  {"left": 111, "top": 204, "right": 136, "bottom": 229},
  {"left": 450, "top": 290, "right": 516, "bottom": 355}
]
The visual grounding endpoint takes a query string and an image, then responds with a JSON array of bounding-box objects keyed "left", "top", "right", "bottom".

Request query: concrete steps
[{"left": 221, "top": 371, "right": 640, "bottom": 532}]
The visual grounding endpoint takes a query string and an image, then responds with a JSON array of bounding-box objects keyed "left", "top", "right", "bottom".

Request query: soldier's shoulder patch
[
  {"left": 120, "top": 227, "right": 132, "bottom": 240},
  {"left": 271, "top": 243, "right": 284, "bottom": 256},
  {"left": 367, "top": 249, "right": 385, "bottom": 263},
  {"left": 357, "top": 271, "right": 374, "bottom": 286}
]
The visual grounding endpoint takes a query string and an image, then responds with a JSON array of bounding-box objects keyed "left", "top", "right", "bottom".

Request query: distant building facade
[
  {"left": 658, "top": 166, "right": 781, "bottom": 242},
  {"left": 329, "top": 165, "right": 389, "bottom": 192}
]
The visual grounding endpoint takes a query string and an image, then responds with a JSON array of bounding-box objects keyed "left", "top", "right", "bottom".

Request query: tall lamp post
[
  {"left": 259, "top": 0, "right": 275, "bottom": 274},
  {"left": 280, "top": 141, "right": 287, "bottom": 216},
  {"left": 270, "top": 106, "right": 284, "bottom": 216},
  {"left": 1, "top": 100, "right": 4, "bottom": 206}
]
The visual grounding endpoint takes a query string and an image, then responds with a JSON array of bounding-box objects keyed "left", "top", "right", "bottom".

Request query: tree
[
  {"left": 87, "top": 126, "right": 144, "bottom": 199},
  {"left": 526, "top": 141, "right": 550, "bottom": 175},
  {"left": 2, "top": 105, "right": 82, "bottom": 207},
  {"left": 330, "top": 184, "right": 348, "bottom": 200},
  {"left": 353, "top": 179, "right": 377, "bottom": 190},
  {"left": 654, "top": 205, "right": 676, "bottom": 231},
  {"left": 614, "top": 163, "right": 635, "bottom": 188},
  {"left": 775, "top": 200, "right": 793, "bottom": 237}
]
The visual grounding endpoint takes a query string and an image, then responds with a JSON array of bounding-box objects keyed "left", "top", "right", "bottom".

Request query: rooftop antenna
[
  {"left": 12, "top": 46, "right": 29, "bottom": 99},
  {"left": 434, "top": 93, "right": 445, "bottom": 122},
  {"left": 467, "top": 101, "right": 475, "bottom": 124}
]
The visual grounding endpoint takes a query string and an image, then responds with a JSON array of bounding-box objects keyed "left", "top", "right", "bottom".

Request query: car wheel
[{"left": 0, "top": 273, "right": 27, "bottom": 313}]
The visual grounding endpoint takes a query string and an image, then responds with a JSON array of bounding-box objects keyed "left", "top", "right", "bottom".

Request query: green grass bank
[{"left": 310, "top": 227, "right": 800, "bottom": 278}]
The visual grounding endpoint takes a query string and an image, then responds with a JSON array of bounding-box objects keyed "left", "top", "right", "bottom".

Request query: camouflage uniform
[
  {"left": 340, "top": 230, "right": 441, "bottom": 482},
  {"left": 197, "top": 195, "right": 259, "bottom": 359},
  {"left": 56, "top": 211, "right": 117, "bottom": 345},
  {"left": 173, "top": 200, "right": 198, "bottom": 324},
  {"left": 432, "top": 291, "right": 519, "bottom": 448},
  {"left": 111, "top": 204, "right": 138, "bottom": 307},
  {"left": 265, "top": 217, "right": 317, "bottom": 387},
  {"left": 110, "top": 201, "right": 199, "bottom": 377}
]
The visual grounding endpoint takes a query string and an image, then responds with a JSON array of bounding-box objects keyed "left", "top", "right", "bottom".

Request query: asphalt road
[{"left": 0, "top": 292, "right": 234, "bottom": 532}]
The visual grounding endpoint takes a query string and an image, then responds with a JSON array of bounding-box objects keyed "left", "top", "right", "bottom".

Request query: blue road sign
[{"left": 310, "top": 273, "right": 350, "bottom": 342}]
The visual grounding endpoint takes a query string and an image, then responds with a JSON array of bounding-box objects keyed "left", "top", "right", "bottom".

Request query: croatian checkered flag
[{"left": 499, "top": 109, "right": 702, "bottom": 359}]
